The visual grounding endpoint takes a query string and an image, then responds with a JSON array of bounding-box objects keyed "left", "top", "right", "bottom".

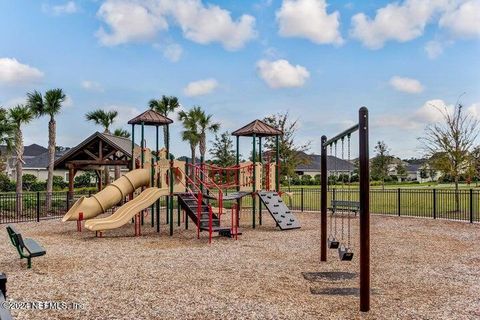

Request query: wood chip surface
[{"left": 0, "top": 211, "right": 479, "bottom": 319}]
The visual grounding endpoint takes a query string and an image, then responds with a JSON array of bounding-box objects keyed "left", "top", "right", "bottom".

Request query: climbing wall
[{"left": 258, "top": 191, "right": 301, "bottom": 230}]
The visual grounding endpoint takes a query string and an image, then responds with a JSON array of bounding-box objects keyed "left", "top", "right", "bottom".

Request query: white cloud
[
  {"left": 96, "top": 0, "right": 256, "bottom": 50},
  {"left": 169, "top": 0, "right": 257, "bottom": 50},
  {"left": 184, "top": 78, "right": 218, "bottom": 97},
  {"left": 276, "top": 0, "right": 343, "bottom": 45},
  {"left": 0, "top": 58, "right": 44, "bottom": 86},
  {"left": 389, "top": 76, "right": 424, "bottom": 94},
  {"left": 256, "top": 59, "right": 310, "bottom": 89},
  {"left": 414, "top": 99, "right": 453, "bottom": 123},
  {"left": 439, "top": 0, "right": 480, "bottom": 39},
  {"left": 43, "top": 1, "right": 79, "bottom": 15},
  {"left": 350, "top": 0, "right": 447, "bottom": 49},
  {"left": 466, "top": 103, "right": 480, "bottom": 120},
  {"left": 155, "top": 43, "right": 183, "bottom": 62},
  {"left": 424, "top": 40, "right": 444, "bottom": 59},
  {"left": 96, "top": 0, "right": 168, "bottom": 46},
  {"left": 81, "top": 80, "right": 104, "bottom": 92}
]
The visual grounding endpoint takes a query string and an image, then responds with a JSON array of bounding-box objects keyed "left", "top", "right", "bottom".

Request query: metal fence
[
  {"left": 0, "top": 190, "right": 92, "bottom": 224},
  {"left": 1, "top": 188, "right": 479, "bottom": 224},
  {"left": 281, "top": 187, "right": 479, "bottom": 223}
]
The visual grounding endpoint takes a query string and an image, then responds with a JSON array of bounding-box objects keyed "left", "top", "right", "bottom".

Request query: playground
[
  {"left": 1, "top": 108, "right": 479, "bottom": 320},
  {"left": 1, "top": 212, "right": 479, "bottom": 319}
]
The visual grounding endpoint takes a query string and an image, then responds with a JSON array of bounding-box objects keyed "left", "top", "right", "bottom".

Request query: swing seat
[
  {"left": 327, "top": 236, "right": 339, "bottom": 249},
  {"left": 338, "top": 246, "right": 353, "bottom": 261}
]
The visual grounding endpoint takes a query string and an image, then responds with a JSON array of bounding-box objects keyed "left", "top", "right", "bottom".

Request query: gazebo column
[
  {"left": 258, "top": 136, "right": 262, "bottom": 226},
  {"left": 252, "top": 134, "right": 256, "bottom": 229}
]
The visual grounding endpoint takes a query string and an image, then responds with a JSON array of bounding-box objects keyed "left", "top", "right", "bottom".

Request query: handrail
[
  {"left": 187, "top": 164, "right": 224, "bottom": 219},
  {"left": 174, "top": 166, "right": 203, "bottom": 239}
]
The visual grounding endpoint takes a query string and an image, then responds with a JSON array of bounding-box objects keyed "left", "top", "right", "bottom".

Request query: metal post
[
  {"left": 156, "top": 125, "right": 160, "bottom": 232},
  {"left": 36, "top": 191, "right": 40, "bottom": 222},
  {"left": 359, "top": 107, "right": 370, "bottom": 312},
  {"left": 469, "top": 189, "right": 473, "bottom": 223},
  {"left": 141, "top": 122, "right": 145, "bottom": 168},
  {"left": 320, "top": 135, "right": 327, "bottom": 262},
  {"left": 236, "top": 135, "right": 240, "bottom": 225},
  {"left": 397, "top": 188, "right": 401, "bottom": 216},
  {"left": 433, "top": 189, "right": 437, "bottom": 219},
  {"left": 275, "top": 135, "right": 280, "bottom": 191},
  {"left": 151, "top": 157, "right": 155, "bottom": 227},
  {"left": 258, "top": 137, "right": 262, "bottom": 225},
  {"left": 165, "top": 124, "right": 170, "bottom": 225},
  {"left": 252, "top": 134, "right": 256, "bottom": 229},
  {"left": 301, "top": 187, "right": 304, "bottom": 212},
  {"left": 131, "top": 124, "right": 135, "bottom": 169},
  {"left": 169, "top": 155, "right": 174, "bottom": 236}
]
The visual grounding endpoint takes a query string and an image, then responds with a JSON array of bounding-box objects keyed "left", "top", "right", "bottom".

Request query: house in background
[
  {"left": 294, "top": 153, "right": 355, "bottom": 177},
  {"left": 0, "top": 144, "right": 72, "bottom": 181}
]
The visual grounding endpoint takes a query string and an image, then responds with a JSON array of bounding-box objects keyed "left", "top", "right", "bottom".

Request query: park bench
[
  {"left": 329, "top": 200, "right": 360, "bottom": 215},
  {"left": 6, "top": 225, "right": 46, "bottom": 269}
]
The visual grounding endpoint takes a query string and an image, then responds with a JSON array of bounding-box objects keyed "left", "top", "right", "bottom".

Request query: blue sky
[{"left": 0, "top": 0, "right": 479, "bottom": 159}]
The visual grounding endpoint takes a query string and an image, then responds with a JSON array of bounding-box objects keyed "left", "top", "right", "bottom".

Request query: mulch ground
[{"left": 0, "top": 211, "right": 479, "bottom": 319}]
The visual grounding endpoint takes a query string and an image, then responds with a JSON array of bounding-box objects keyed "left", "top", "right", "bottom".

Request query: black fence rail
[
  {"left": 1, "top": 188, "right": 479, "bottom": 224},
  {"left": 281, "top": 187, "right": 479, "bottom": 223},
  {"left": 0, "top": 191, "right": 91, "bottom": 224}
]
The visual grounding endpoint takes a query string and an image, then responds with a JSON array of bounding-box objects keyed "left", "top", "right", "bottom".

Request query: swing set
[{"left": 320, "top": 107, "right": 370, "bottom": 312}]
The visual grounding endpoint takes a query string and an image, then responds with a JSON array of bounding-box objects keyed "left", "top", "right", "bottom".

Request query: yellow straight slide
[
  {"left": 84, "top": 187, "right": 168, "bottom": 232},
  {"left": 62, "top": 168, "right": 151, "bottom": 222}
]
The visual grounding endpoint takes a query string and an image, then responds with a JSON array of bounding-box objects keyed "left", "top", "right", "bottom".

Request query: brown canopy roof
[
  {"left": 128, "top": 109, "right": 173, "bottom": 126},
  {"left": 232, "top": 119, "right": 283, "bottom": 137},
  {"left": 54, "top": 132, "right": 136, "bottom": 169}
]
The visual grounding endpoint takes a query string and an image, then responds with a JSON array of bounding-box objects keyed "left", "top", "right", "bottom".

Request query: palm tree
[
  {"left": 0, "top": 108, "right": 14, "bottom": 151},
  {"left": 85, "top": 109, "right": 119, "bottom": 185},
  {"left": 113, "top": 128, "right": 130, "bottom": 138},
  {"left": 149, "top": 96, "right": 180, "bottom": 149},
  {"left": 113, "top": 128, "right": 131, "bottom": 179},
  {"left": 178, "top": 109, "right": 200, "bottom": 167},
  {"left": 27, "top": 89, "right": 66, "bottom": 210},
  {"left": 85, "top": 109, "right": 118, "bottom": 133},
  {"left": 9, "top": 105, "right": 34, "bottom": 194},
  {"left": 190, "top": 106, "right": 220, "bottom": 164}
]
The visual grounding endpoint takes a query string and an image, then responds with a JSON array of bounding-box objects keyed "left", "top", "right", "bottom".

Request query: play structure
[
  {"left": 62, "top": 111, "right": 300, "bottom": 243},
  {"left": 320, "top": 107, "right": 370, "bottom": 312}
]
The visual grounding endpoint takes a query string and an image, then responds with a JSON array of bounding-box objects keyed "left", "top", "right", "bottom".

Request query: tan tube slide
[
  {"left": 84, "top": 187, "right": 168, "bottom": 232},
  {"left": 62, "top": 168, "right": 151, "bottom": 222}
]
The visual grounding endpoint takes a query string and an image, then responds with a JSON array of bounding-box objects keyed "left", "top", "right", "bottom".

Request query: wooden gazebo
[
  {"left": 232, "top": 119, "right": 283, "bottom": 228},
  {"left": 54, "top": 132, "right": 134, "bottom": 197}
]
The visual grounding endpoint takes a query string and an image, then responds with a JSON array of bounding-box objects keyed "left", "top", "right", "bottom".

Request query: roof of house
[
  {"left": 406, "top": 163, "right": 423, "bottom": 173},
  {"left": 295, "top": 154, "right": 355, "bottom": 172},
  {"left": 127, "top": 109, "right": 173, "bottom": 126},
  {"left": 24, "top": 150, "right": 66, "bottom": 169},
  {"left": 232, "top": 119, "right": 283, "bottom": 137},
  {"left": 0, "top": 143, "right": 47, "bottom": 157}
]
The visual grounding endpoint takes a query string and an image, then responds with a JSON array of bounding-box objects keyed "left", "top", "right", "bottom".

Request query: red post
[{"left": 77, "top": 212, "right": 83, "bottom": 232}]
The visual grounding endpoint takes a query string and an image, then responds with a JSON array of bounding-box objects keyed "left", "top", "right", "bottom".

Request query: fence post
[
  {"left": 333, "top": 188, "right": 336, "bottom": 202},
  {"left": 301, "top": 187, "right": 304, "bottom": 212},
  {"left": 433, "top": 189, "right": 437, "bottom": 219},
  {"left": 470, "top": 189, "right": 473, "bottom": 224},
  {"left": 66, "top": 191, "right": 70, "bottom": 211},
  {"left": 36, "top": 192, "right": 40, "bottom": 222},
  {"left": 397, "top": 188, "right": 401, "bottom": 216}
]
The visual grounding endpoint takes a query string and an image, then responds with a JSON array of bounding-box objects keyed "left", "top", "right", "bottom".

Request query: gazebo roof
[
  {"left": 232, "top": 119, "right": 282, "bottom": 137},
  {"left": 54, "top": 132, "right": 136, "bottom": 169},
  {"left": 127, "top": 109, "right": 173, "bottom": 126}
]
